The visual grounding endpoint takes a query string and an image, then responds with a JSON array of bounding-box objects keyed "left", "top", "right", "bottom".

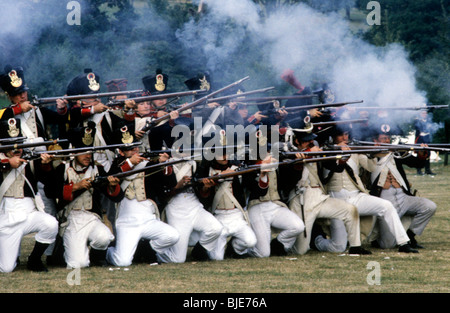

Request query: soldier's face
[
  {"left": 5, "top": 148, "right": 23, "bottom": 158},
  {"left": 335, "top": 132, "right": 349, "bottom": 144},
  {"left": 152, "top": 98, "right": 167, "bottom": 108},
  {"left": 375, "top": 134, "right": 390, "bottom": 144},
  {"left": 75, "top": 153, "right": 92, "bottom": 167},
  {"left": 120, "top": 147, "right": 139, "bottom": 158},
  {"left": 9, "top": 91, "right": 28, "bottom": 104},
  {"left": 136, "top": 102, "right": 151, "bottom": 115}
]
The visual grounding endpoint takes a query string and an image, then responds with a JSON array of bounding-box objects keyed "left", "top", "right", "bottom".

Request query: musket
[
  {"left": 354, "top": 140, "right": 450, "bottom": 152},
  {"left": 141, "top": 76, "right": 250, "bottom": 132},
  {"left": 0, "top": 136, "right": 27, "bottom": 144},
  {"left": 105, "top": 89, "right": 206, "bottom": 107},
  {"left": 192, "top": 154, "right": 351, "bottom": 185},
  {"left": 140, "top": 145, "right": 249, "bottom": 158},
  {"left": 0, "top": 139, "right": 69, "bottom": 152},
  {"left": 23, "top": 141, "right": 142, "bottom": 160},
  {"left": 346, "top": 105, "right": 448, "bottom": 111},
  {"left": 280, "top": 148, "right": 390, "bottom": 158},
  {"left": 91, "top": 155, "right": 197, "bottom": 187},
  {"left": 204, "top": 87, "right": 275, "bottom": 103},
  {"left": 31, "top": 89, "right": 145, "bottom": 106},
  {"left": 313, "top": 118, "right": 369, "bottom": 127},
  {"left": 236, "top": 94, "right": 318, "bottom": 103}
]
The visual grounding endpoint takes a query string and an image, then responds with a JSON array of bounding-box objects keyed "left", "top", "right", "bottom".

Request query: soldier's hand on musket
[
  {"left": 129, "top": 153, "right": 146, "bottom": 165},
  {"left": 158, "top": 152, "right": 170, "bottom": 163},
  {"left": 93, "top": 101, "right": 109, "bottom": 113},
  {"left": 19, "top": 100, "right": 35, "bottom": 113},
  {"left": 73, "top": 178, "right": 92, "bottom": 191},
  {"left": 107, "top": 176, "right": 120, "bottom": 187},
  {"left": 227, "top": 101, "right": 238, "bottom": 110},
  {"left": 308, "top": 108, "right": 322, "bottom": 118},
  {"left": 124, "top": 99, "right": 136, "bottom": 111},
  {"left": 176, "top": 175, "right": 191, "bottom": 189},
  {"left": 135, "top": 129, "right": 145, "bottom": 139},
  {"left": 8, "top": 155, "right": 27, "bottom": 168},
  {"left": 337, "top": 142, "right": 351, "bottom": 151},
  {"left": 56, "top": 98, "right": 68, "bottom": 111},
  {"left": 295, "top": 152, "right": 306, "bottom": 159},
  {"left": 260, "top": 155, "right": 277, "bottom": 174},
  {"left": 169, "top": 110, "right": 179, "bottom": 120},
  {"left": 253, "top": 111, "right": 268, "bottom": 121},
  {"left": 201, "top": 177, "right": 216, "bottom": 189},
  {"left": 207, "top": 101, "right": 220, "bottom": 109},
  {"left": 40, "top": 153, "right": 54, "bottom": 164},
  {"left": 276, "top": 108, "right": 288, "bottom": 119}
]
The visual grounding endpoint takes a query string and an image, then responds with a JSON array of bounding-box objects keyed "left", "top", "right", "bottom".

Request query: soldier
[
  {"left": 0, "top": 118, "right": 58, "bottom": 272},
  {"left": 141, "top": 69, "right": 180, "bottom": 151},
  {"left": 279, "top": 120, "right": 371, "bottom": 255},
  {"left": 156, "top": 147, "right": 224, "bottom": 263},
  {"left": 0, "top": 65, "right": 68, "bottom": 264},
  {"left": 48, "top": 122, "right": 123, "bottom": 268},
  {"left": 106, "top": 124, "right": 179, "bottom": 266},
  {"left": 324, "top": 124, "right": 419, "bottom": 253},
  {"left": 370, "top": 123, "right": 436, "bottom": 249},
  {"left": 414, "top": 109, "right": 436, "bottom": 175},
  {"left": 244, "top": 133, "right": 305, "bottom": 258},
  {"left": 196, "top": 143, "right": 257, "bottom": 260}
]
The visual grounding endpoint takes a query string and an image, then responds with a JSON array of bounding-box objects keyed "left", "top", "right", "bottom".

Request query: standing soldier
[
  {"left": 414, "top": 109, "right": 436, "bottom": 175},
  {"left": 0, "top": 118, "right": 58, "bottom": 272}
]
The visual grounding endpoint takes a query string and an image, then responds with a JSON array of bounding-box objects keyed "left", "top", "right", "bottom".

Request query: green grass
[{"left": 1, "top": 161, "right": 449, "bottom": 293}]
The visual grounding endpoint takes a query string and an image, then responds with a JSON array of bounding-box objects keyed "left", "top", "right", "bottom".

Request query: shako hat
[
  {"left": 66, "top": 69, "right": 101, "bottom": 96},
  {"left": 0, "top": 65, "right": 30, "bottom": 97}
]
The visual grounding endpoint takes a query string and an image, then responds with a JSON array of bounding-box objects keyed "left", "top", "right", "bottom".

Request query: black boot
[
  {"left": 225, "top": 239, "right": 250, "bottom": 259},
  {"left": 270, "top": 238, "right": 287, "bottom": 256},
  {"left": 191, "top": 242, "right": 210, "bottom": 261},
  {"left": 398, "top": 243, "right": 419, "bottom": 253},
  {"left": 309, "top": 223, "right": 326, "bottom": 251},
  {"left": 407, "top": 229, "right": 425, "bottom": 249},
  {"left": 89, "top": 248, "right": 108, "bottom": 266},
  {"left": 137, "top": 239, "right": 158, "bottom": 264},
  {"left": 348, "top": 246, "right": 372, "bottom": 255},
  {"left": 27, "top": 242, "right": 50, "bottom": 272}
]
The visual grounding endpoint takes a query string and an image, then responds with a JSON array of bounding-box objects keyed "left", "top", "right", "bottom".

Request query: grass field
[{"left": 1, "top": 161, "right": 449, "bottom": 295}]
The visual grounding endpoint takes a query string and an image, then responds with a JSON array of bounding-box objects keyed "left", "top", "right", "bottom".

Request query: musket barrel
[
  {"left": 0, "top": 139, "right": 68, "bottom": 152},
  {"left": 32, "top": 89, "right": 145, "bottom": 105},
  {"left": 108, "top": 89, "right": 207, "bottom": 106},
  {"left": 313, "top": 118, "right": 368, "bottom": 127}
]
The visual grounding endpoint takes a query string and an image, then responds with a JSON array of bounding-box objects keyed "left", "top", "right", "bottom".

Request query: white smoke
[{"left": 177, "top": 0, "right": 428, "bottom": 124}]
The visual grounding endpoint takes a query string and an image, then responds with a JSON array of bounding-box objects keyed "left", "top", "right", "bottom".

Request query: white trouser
[
  {"left": 380, "top": 187, "right": 436, "bottom": 236},
  {"left": 208, "top": 208, "right": 257, "bottom": 260},
  {"left": 315, "top": 218, "right": 350, "bottom": 253},
  {"left": 38, "top": 182, "right": 58, "bottom": 256},
  {"left": 106, "top": 198, "right": 179, "bottom": 266},
  {"left": 157, "top": 193, "right": 223, "bottom": 263},
  {"left": 330, "top": 189, "right": 410, "bottom": 247},
  {"left": 0, "top": 197, "right": 58, "bottom": 273},
  {"left": 289, "top": 189, "right": 361, "bottom": 254},
  {"left": 248, "top": 201, "right": 305, "bottom": 258},
  {"left": 63, "top": 210, "right": 114, "bottom": 269}
]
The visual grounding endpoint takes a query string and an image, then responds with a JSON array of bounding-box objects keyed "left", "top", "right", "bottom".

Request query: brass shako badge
[
  {"left": 87, "top": 72, "right": 100, "bottom": 92},
  {"left": 8, "top": 70, "right": 22, "bottom": 88},
  {"left": 155, "top": 74, "right": 166, "bottom": 92},
  {"left": 7, "top": 118, "right": 20, "bottom": 137}
]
